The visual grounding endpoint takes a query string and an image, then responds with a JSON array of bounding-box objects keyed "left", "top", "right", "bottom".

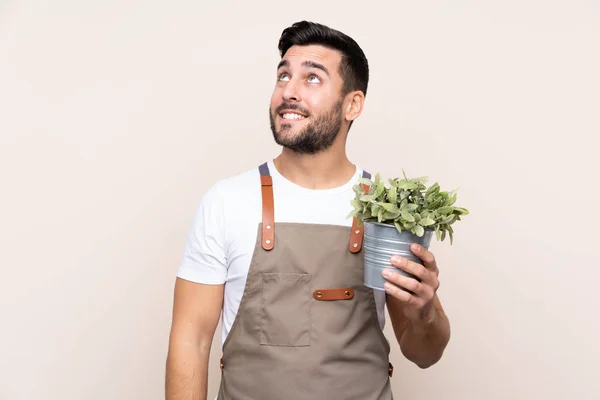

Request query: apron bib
[{"left": 217, "top": 162, "right": 394, "bottom": 400}]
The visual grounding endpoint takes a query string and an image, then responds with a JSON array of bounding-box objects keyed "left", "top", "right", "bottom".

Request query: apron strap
[
  {"left": 259, "top": 163, "right": 371, "bottom": 253},
  {"left": 259, "top": 162, "right": 275, "bottom": 251},
  {"left": 349, "top": 169, "right": 371, "bottom": 253}
]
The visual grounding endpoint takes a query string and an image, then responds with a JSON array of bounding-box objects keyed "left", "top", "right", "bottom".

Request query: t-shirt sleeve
[{"left": 176, "top": 182, "right": 227, "bottom": 284}]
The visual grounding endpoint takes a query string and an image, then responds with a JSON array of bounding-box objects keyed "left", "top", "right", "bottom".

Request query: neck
[{"left": 273, "top": 142, "right": 356, "bottom": 190}]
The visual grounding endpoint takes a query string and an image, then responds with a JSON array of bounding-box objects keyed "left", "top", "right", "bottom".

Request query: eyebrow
[{"left": 277, "top": 60, "right": 330, "bottom": 77}]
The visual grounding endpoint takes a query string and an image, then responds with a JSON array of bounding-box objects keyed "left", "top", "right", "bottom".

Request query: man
[{"left": 166, "top": 21, "right": 450, "bottom": 400}]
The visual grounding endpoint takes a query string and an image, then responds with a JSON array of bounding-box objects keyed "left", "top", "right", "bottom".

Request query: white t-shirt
[{"left": 177, "top": 159, "right": 387, "bottom": 346}]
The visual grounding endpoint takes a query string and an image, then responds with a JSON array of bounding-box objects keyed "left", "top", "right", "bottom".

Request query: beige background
[{"left": 1, "top": 1, "right": 599, "bottom": 399}]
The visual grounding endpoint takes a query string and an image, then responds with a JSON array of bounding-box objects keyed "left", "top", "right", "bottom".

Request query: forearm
[
  {"left": 165, "top": 339, "right": 211, "bottom": 400},
  {"left": 397, "top": 301, "right": 450, "bottom": 369}
]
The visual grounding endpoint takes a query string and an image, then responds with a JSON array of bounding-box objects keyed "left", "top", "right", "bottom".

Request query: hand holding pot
[{"left": 382, "top": 243, "right": 440, "bottom": 323}]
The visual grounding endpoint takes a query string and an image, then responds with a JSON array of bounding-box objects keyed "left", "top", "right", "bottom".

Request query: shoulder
[
  {"left": 197, "top": 164, "right": 263, "bottom": 220},
  {"left": 214, "top": 164, "right": 261, "bottom": 196}
]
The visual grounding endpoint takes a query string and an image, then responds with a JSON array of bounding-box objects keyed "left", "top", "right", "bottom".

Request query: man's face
[{"left": 269, "top": 44, "right": 347, "bottom": 155}]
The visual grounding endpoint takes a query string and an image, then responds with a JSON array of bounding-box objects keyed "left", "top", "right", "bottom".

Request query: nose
[{"left": 282, "top": 78, "right": 301, "bottom": 103}]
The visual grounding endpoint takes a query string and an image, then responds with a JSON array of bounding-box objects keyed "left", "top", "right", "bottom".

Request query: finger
[
  {"left": 390, "top": 256, "right": 428, "bottom": 282},
  {"left": 383, "top": 281, "right": 423, "bottom": 307},
  {"left": 382, "top": 269, "right": 424, "bottom": 296},
  {"left": 410, "top": 243, "right": 438, "bottom": 272}
]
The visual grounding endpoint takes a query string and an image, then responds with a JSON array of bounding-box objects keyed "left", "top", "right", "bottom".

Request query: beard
[{"left": 269, "top": 100, "right": 343, "bottom": 155}]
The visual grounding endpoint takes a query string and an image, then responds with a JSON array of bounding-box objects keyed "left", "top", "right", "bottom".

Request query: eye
[
  {"left": 278, "top": 73, "right": 290, "bottom": 81},
  {"left": 307, "top": 75, "right": 321, "bottom": 83}
]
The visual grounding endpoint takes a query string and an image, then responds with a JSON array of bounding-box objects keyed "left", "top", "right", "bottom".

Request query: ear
[{"left": 344, "top": 91, "right": 365, "bottom": 123}]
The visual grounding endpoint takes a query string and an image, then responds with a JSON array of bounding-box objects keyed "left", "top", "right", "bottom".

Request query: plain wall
[{"left": 1, "top": 1, "right": 599, "bottom": 399}]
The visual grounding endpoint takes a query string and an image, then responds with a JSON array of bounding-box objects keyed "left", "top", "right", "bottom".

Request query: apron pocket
[{"left": 260, "top": 272, "right": 311, "bottom": 347}]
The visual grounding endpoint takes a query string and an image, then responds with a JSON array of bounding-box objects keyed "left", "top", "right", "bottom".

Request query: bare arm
[
  {"left": 383, "top": 244, "right": 451, "bottom": 369},
  {"left": 165, "top": 278, "right": 224, "bottom": 400},
  {"left": 387, "top": 293, "right": 450, "bottom": 369}
]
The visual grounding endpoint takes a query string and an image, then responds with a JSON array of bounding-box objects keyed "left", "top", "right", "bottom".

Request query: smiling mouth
[{"left": 279, "top": 111, "right": 307, "bottom": 121}]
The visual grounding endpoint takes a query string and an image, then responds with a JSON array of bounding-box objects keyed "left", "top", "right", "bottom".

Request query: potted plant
[{"left": 348, "top": 171, "right": 469, "bottom": 291}]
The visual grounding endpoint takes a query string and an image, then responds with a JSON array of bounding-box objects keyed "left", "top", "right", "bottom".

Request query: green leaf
[
  {"left": 448, "top": 225, "right": 454, "bottom": 245},
  {"left": 401, "top": 211, "right": 415, "bottom": 222},
  {"left": 414, "top": 225, "right": 425, "bottom": 237},
  {"left": 413, "top": 213, "right": 422, "bottom": 223},
  {"left": 441, "top": 229, "right": 446, "bottom": 241},
  {"left": 419, "top": 217, "right": 436, "bottom": 227},
  {"left": 426, "top": 182, "right": 440, "bottom": 196},
  {"left": 374, "top": 173, "right": 382, "bottom": 186},
  {"left": 380, "top": 203, "right": 399, "bottom": 213},
  {"left": 351, "top": 199, "right": 363, "bottom": 208},
  {"left": 377, "top": 208, "right": 384, "bottom": 223},
  {"left": 454, "top": 207, "right": 469, "bottom": 215},
  {"left": 440, "top": 214, "right": 456, "bottom": 224},
  {"left": 430, "top": 197, "right": 445, "bottom": 209},
  {"left": 352, "top": 184, "right": 364, "bottom": 194},
  {"left": 398, "top": 181, "right": 419, "bottom": 190},
  {"left": 376, "top": 182, "right": 386, "bottom": 197},
  {"left": 388, "top": 185, "right": 397, "bottom": 204},
  {"left": 439, "top": 192, "right": 448, "bottom": 202},
  {"left": 401, "top": 203, "right": 419, "bottom": 212},
  {"left": 383, "top": 211, "right": 401, "bottom": 220},
  {"left": 437, "top": 206, "right": 454, "bottom": 215},
  {"left": 371, "top": 204, "right": 382, "bottom": 217},
  {"left": 359, "top": 194, "right": 376, "bottom": 202},
  {"left": 445, "top": 192, "right": 457, "bottom": 206},
  {"left": 403, "top": 222, "right": 416, "bottom": 230},
  {"left": 415, "top": 176, "right": 429, "bottom": 184},
  {"left": 394, "top": 221, "right": 403, "bottom": 233}
]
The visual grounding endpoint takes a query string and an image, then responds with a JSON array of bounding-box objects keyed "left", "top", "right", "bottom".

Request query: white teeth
[{"left": 282, "top": 113, "right": 305, "bottom": 120}]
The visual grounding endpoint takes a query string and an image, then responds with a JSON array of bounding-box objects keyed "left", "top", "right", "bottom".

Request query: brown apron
[{"left": 217, "top": 162, "right": 394, "bottom": 400}]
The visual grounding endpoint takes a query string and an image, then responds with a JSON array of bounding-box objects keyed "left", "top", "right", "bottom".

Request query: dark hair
[{"left": 277, "top": 21, "right": 369, "bottom": 98}]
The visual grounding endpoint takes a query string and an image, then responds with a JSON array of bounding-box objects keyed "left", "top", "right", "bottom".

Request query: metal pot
[{"left": 363, "top": 222, "right": 434, "bottom": 292}]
